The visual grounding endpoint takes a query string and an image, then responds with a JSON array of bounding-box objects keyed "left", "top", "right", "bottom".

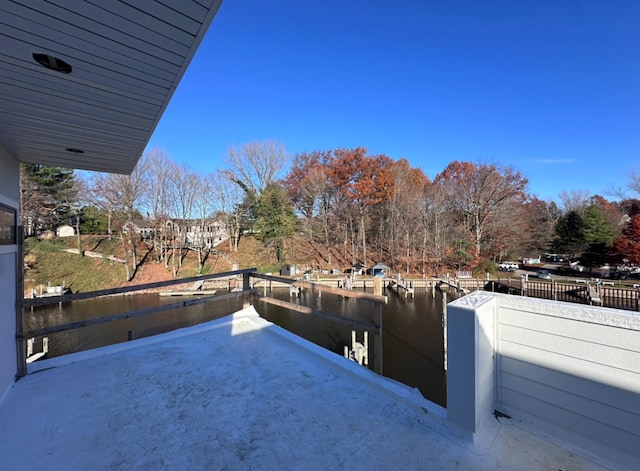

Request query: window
[{"left": 0, "top": 203, "right": 17, "bottom": 245}]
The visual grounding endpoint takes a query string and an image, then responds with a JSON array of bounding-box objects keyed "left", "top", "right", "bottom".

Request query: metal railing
[{"left": 18, "top": 269, "right": 387, "bottom": 376}]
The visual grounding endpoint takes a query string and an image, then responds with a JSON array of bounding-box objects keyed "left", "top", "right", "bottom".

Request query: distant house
[
  {"left": 127, "top": 219, "right": 155, "bottom": 240},
  {"left": 522, "top": 257, "right": 541, "bottom": 265},
  {"left": 125, "top": 218, "right": 228, "bottom": 249},
  {"left": 368, "top": 263, "right": 391, "bottom": 277},
  {"left": 56, "top": 225, "right": 75, "bottom": 237},
  {"left": 280, "top": 265, "right": 298, "bottom": 276},
  {"left": 352, "top": 263, "right": 365, "bottom": 275},
  {"left": 166, "top": 218, "right": 229, "bottom": 249}
]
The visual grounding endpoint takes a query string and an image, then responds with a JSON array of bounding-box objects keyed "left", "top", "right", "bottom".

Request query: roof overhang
[{"left": 0, "top": 0, "right": 222, "bottom": 174}]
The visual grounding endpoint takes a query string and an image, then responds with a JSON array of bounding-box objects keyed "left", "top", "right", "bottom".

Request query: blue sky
[{"left": 145, "top": 0, "right": 640, "bottom": 202}]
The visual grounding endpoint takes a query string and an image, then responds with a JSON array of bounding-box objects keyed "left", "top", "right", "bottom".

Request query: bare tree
[
  {"left": 420, "top": 178, "right": 456, "bottom": 273},
  {"left": 209, "top": 170, "right": 245, "bottom": 253},
  {"left": 70, "top": 175, "right": 90, "bottom": 256},
  {"left": 558, "top": 189, "right": 591, "bottom": 215},
  {"left": 145, "top": 148, "right": 175, "bottom": 263},
  {"left": 435, "top": 161, "right": 529, "bottom": 260},
  {"left": 386, "top": 159, "right": 428, "bottom": 272},
  {"left": 19, "top": 165, "right": 42, "bottom": 236},
  {"left": 89, "top": 156, "right": 150, "bottom": 281},
  {"left": 226, "top": 140, "right": 289, "bottom": 196},
  {"left": 629, "top": 170, "right": 640, "bottom": 197},
  {"left": 192, "top": 173, "right": 214, "bottom": 272},
  {"left": 166, "top": 163, "right": 199, "bottom": 276}
]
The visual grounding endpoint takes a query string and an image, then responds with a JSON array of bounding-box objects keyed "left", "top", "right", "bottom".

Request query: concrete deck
[{"left": 0, "top": 307, "right": 607, "bottom": 470}]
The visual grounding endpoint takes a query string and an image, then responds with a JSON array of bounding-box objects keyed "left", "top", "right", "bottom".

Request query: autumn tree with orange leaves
[
  {"left": 328, "top": 149, "right": 395, "bottom": 268},
  {"left": 285, "top": 150, "right": 334, "bottom": 261},
  {"left": 286, "top": 148, "right": 398, "bottom": 268},
  {"left": 385, "top": 158, "right": 429, "bottom": 272},
  {"left": 615, "top": 214, "right": 640, "bottom": 264}
]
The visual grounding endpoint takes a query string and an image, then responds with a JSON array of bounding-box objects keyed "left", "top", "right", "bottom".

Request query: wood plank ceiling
[{"left": 0, "top": 0, "right": 222, "bottom": 174}]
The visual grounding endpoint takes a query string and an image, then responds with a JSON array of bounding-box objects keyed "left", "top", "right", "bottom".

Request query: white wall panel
[
  {"left": 448, "top": 292, "right": 640, "bottom": 469},
  {"left": 0, "top": 148, "right": 19, "bottom": 401}
]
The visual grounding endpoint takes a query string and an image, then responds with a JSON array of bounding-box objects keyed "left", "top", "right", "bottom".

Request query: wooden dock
[
  {"left": 385, "top": 277, "right": 414, "bottom": 297},
  {"left": 247, "top": 274, "right": 639, "bottom": 311},
  {"left": 436, "top": 279, "right": 469, "bottom": 295},
  {"left": 26, "top": 337, "right": 48, "bottom": 363},
  {"left": 588, "top": 282, "right": 602, "bottom": 305},
  {"left": 159, "top": 290, "right": 217, "bottom": 297}
]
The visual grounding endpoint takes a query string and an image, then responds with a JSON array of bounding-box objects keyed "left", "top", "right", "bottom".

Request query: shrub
[{"left": 473, "top": 258, "right": 498, "bottom": 276}]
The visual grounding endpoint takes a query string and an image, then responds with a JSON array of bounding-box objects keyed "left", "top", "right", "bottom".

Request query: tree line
[{"left": 19, "top": 141, "right": 640, "bottom": 279}]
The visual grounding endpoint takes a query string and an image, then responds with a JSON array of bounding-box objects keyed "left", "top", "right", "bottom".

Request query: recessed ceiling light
[
  {"left": 33, "top": 53, "right": 72, "bottom": 74},
  {"left": 65, "top": 148, "right": 84, "bottom": 154}
]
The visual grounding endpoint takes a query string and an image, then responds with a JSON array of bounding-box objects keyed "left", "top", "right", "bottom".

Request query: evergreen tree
[
  {"left": 579, "top": 204, "right": 616, "bottom": 269},
  {"left": 79, "top": 206, "right": 109, "bottom": 234},
  {"left": 233, "top": 179, "right": 259, "bottom": 234},
  {"left": 255, "top": 183, "right": 296, "bottom": 263},
  {"left": 20, "top": 164, "right": 77, "bottom": 234},
  {"left": 553, "top": 210, "right": 587, "bottom": 258}
]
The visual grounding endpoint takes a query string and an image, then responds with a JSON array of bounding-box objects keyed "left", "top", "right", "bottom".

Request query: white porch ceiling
[{"left": 0, "top": 0, "right": 222, "bottom": 174}]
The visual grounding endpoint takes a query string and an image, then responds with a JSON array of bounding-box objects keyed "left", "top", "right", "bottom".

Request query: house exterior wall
[
  {"left": 0, "top": 147, "right": 20, "bottom": 401},
  {"left": 447, "top": 292, "right": 640, "bottom": 470},
  {"left": 56, "top": 225, "right": 75, "bottom": 237},
  {"left": 133, "top": 220, "right": 229, "bottom": 249}
]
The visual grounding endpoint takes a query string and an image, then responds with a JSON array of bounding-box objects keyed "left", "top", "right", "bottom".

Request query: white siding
[
  {"left": 495, "top": 300, "right": 640, "bottom": 465},
  {"left": 0, "top": 148, "right": 19, "bottom": 401},
  {"left": 447, "top": 292, "right": 640, "bottom": 470},
  {"left": 0, "top": 0, "right": 223, "bottom": 173}
]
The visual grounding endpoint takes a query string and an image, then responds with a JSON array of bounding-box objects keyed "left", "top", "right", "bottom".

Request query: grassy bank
[
  {"left": 22, "top": 234, "right": 282, "bottom": 296},
  {"left": 24, "top": 236, "right": 127, "bottom": 294}
]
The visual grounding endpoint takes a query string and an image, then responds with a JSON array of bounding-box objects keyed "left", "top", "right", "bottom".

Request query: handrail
[
  {"left": 23, "top": 268, "right": 257, "bottom": 308},
  {"left": 19, "top": 269, "right": 386, "bottom": 375},
  {"left": 19, "top": 290, "right": 252, "bottom": 339}
]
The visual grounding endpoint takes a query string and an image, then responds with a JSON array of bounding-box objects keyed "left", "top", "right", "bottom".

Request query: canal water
[{"left": 24, "top": 286, "right": 453, "bottom": 406}]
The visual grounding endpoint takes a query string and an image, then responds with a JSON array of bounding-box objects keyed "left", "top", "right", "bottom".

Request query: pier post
[
  {"left": 442, "top": 291, "right": 448, "bottom": 371},
  {"left": 374, "top": 303, "right": 383, "bottom": 375},
  {"left": 242, "top": 272, "right": 251, "bottom": 291},
  {"left": 242, "top": 272, "right": 253, "bottom": 308},
  {"left": 373, "top": 276, "right": 382, "bottom": 296}
]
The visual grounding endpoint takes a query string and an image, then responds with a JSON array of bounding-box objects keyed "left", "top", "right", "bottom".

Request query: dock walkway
[{"left": 385, "top": 276, "right": 415, "bottom": 297}]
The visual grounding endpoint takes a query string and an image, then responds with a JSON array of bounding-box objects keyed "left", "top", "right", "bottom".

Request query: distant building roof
[{"left": 371, "top": 263, "right": 390, "bottom": 270}]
